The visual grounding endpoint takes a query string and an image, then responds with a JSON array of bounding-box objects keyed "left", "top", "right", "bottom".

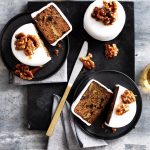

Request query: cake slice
[
  {"left": 31, "top": 3, "right": 72, "bottom": 46},
  {"left": 105, "top": 84, "right": 137, "bottom": 128},
  {"left": 71, "top": 79, "right": 113, "bottom": 126},
  {"left": 11, "top": 23, "right": 51, "bottom": 67}
]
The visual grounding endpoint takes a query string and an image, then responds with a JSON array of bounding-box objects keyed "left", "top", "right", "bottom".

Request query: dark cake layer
[
  {"left": 74, "top": 81, "right": 112, "bottom": 125},
  {"left": 33, "top": 5, "right": 70, "bottom": 44}
]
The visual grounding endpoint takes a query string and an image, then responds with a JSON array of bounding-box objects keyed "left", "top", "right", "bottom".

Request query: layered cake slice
[
  {"left": 105, "top": 84, "right": 136, "bottom": 128},
  {"left": 71, "top": 79, "right": 113, "bottom": 126},
  {"left": 31, "top": 3, "right": 72, "bottom": 46}
]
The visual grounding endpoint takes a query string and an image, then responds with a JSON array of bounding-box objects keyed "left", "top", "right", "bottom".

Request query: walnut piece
[
  {"left": 80, "top": 53, "right": 95, "bottom": 70},
  {"left": 15, "top": 33, "right": 40, "bottom": 56},
  {"left": 116, "top": 103, "right": 129, "bottom": 115},
  {"left": 105, "top": 43, "right": 119, "bottom": 59},
  {"left": 14, "top": 64, "right": 40, "bottom": 80},
  {"left": 14, "top": 64, "right": 33, "bottom": 80},
  {"left": 121, "top": 90, "right": 136, "bottom": 104},
  {"left": 91, "top": 1, "right": 117, "bottom": 25}
]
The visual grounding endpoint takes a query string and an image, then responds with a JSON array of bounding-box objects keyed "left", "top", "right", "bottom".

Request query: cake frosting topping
[
  {"left": 84, "top": 0, "right": 126, "bottom": 41},
  {"left": 15, "top": 33, "right": 40, "bottom": 57}
]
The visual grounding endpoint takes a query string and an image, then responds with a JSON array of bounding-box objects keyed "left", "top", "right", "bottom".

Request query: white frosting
[
  {"left": 83, "top": 0, "right": 126, "bottom": 41},
  {"left": 71, "top": 79, "right": 113, "bottom": 126},
  {"left": 105, "top": 84, "right": 137, "bottom": 128},
  {"left": 11, "top": 23, "right": 51, "bottom": 67},
  {"left": 31, "top": 2, "right": 72, "bottom": 46}
]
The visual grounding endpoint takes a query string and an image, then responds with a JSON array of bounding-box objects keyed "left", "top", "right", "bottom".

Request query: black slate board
[{"left": 27, "top": 1, "right": 134, "bottom": 130}]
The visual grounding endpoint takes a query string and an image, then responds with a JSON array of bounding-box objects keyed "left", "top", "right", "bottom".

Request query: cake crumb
[
  {"left": 101, "top": 123, "right": 105, "bottom": 129},
  {"left": 54, "top": 49, "right": 59, "bottom": 56},
  {"left": 112, "top": 128, "right": 117, "bottom": 133},
  {"left": 57, "top": 43, "right": 62, "bottom": 48}
]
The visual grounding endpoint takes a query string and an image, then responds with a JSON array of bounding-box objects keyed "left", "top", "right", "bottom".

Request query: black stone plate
[
  {"left": 72, "top": 70, "right": 142, "bottom": 140},
  {"left": 0, "top": 12, "right": 69, "bottom": 80}
]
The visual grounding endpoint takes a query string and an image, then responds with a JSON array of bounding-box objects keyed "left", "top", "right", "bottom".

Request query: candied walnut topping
[
  {"left": 91, "top": 1, "right": 117, "bottom": 25},
  {"left": 14, "top": 64, "right": 33, "bottom": 80},
  {"left": 15, "top": 33, "right": 40, "bottom": 56},
  {"left": 53, "top": 42, "right": 63, "bottom": 56},
  {"left": 14, "top": 64, "right": 41, "bottom": 80},
  {"left": 105, "top": 43, "right": 119, "bottom": 59},
  {"left": 80, "top": 53, "right": 95, "bottom": 70},
  {"left": 121, "top": 90, "right": 136, "bottom": 104},
  {"left": 116, "top": 103, "right": 129, "bottom": 115}
]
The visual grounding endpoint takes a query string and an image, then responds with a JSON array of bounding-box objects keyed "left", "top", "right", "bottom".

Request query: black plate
[
  {"left": 0, "top": 12, "right": 69, "bottom": 80},
  {"left": 72, "top": 70, "right": 142, "bottom": 140}
]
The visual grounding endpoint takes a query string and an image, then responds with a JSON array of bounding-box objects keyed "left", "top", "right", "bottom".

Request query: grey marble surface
[{"left": 0, "top": 0, "right": 150, "bottom": 150}]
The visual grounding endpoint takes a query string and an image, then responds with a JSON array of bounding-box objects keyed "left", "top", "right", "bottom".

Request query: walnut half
[
  {"left": 80, "top": 53, "right": 95, "bottom": 70},
  {"left": 116, "top": 103, "right": 129, "bottom": 115},
  {"left": 121, "top": 90, "right": 136, "bottom": 104},
  {"left": 105, "top": 43, "right": 119, "bottom": 59}
]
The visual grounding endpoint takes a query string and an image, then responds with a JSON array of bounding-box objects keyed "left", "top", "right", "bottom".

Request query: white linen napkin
[
  {"left": 47, "top": 94, "right": 108, "bottom": 150},
  {"left": 9, "top": 60, "right": 67, "bottom": 85}
]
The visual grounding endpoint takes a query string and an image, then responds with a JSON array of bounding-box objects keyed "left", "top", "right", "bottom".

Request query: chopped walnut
[
  {"left": 80, "top": 53, "right": 95, "bottom": 70},
  {"left": 105, "top": 43, "right": 119, "bottom": 59},
  {"left": 14, "top": 64, "right": 40, "bottom": 80},
  {"left": 15, "top": 33, "right": 40, "bottom": 56},
  {"left": 91, "top": 1, "right": 117, "bottom": 25},
  {"left": 112, "top": 128, "right": 117, "bottom": 133},
  {"left": 121, "top": 90, "right": 136, "bottom": 104},
  {"left": 15, "top": 33, "right": 27, "bottom": 50},
  {"left": 116, "top": 103, "right": 129, "bottom": 115}
]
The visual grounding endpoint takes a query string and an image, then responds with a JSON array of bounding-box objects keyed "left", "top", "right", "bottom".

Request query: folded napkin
[
  {"left": 9, "top": 61, "right": 67, "bottom": 85},
  {"left": 47, "top": 95, "right": 108, "bottom": 150}
]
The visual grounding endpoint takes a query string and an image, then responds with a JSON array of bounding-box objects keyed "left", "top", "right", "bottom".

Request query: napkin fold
[
  {"left": 9, "top": 61, "right": 67, "bottom": 85},
  {"left": 47, "top": 94, "right": 108, "bottom": 150}
]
